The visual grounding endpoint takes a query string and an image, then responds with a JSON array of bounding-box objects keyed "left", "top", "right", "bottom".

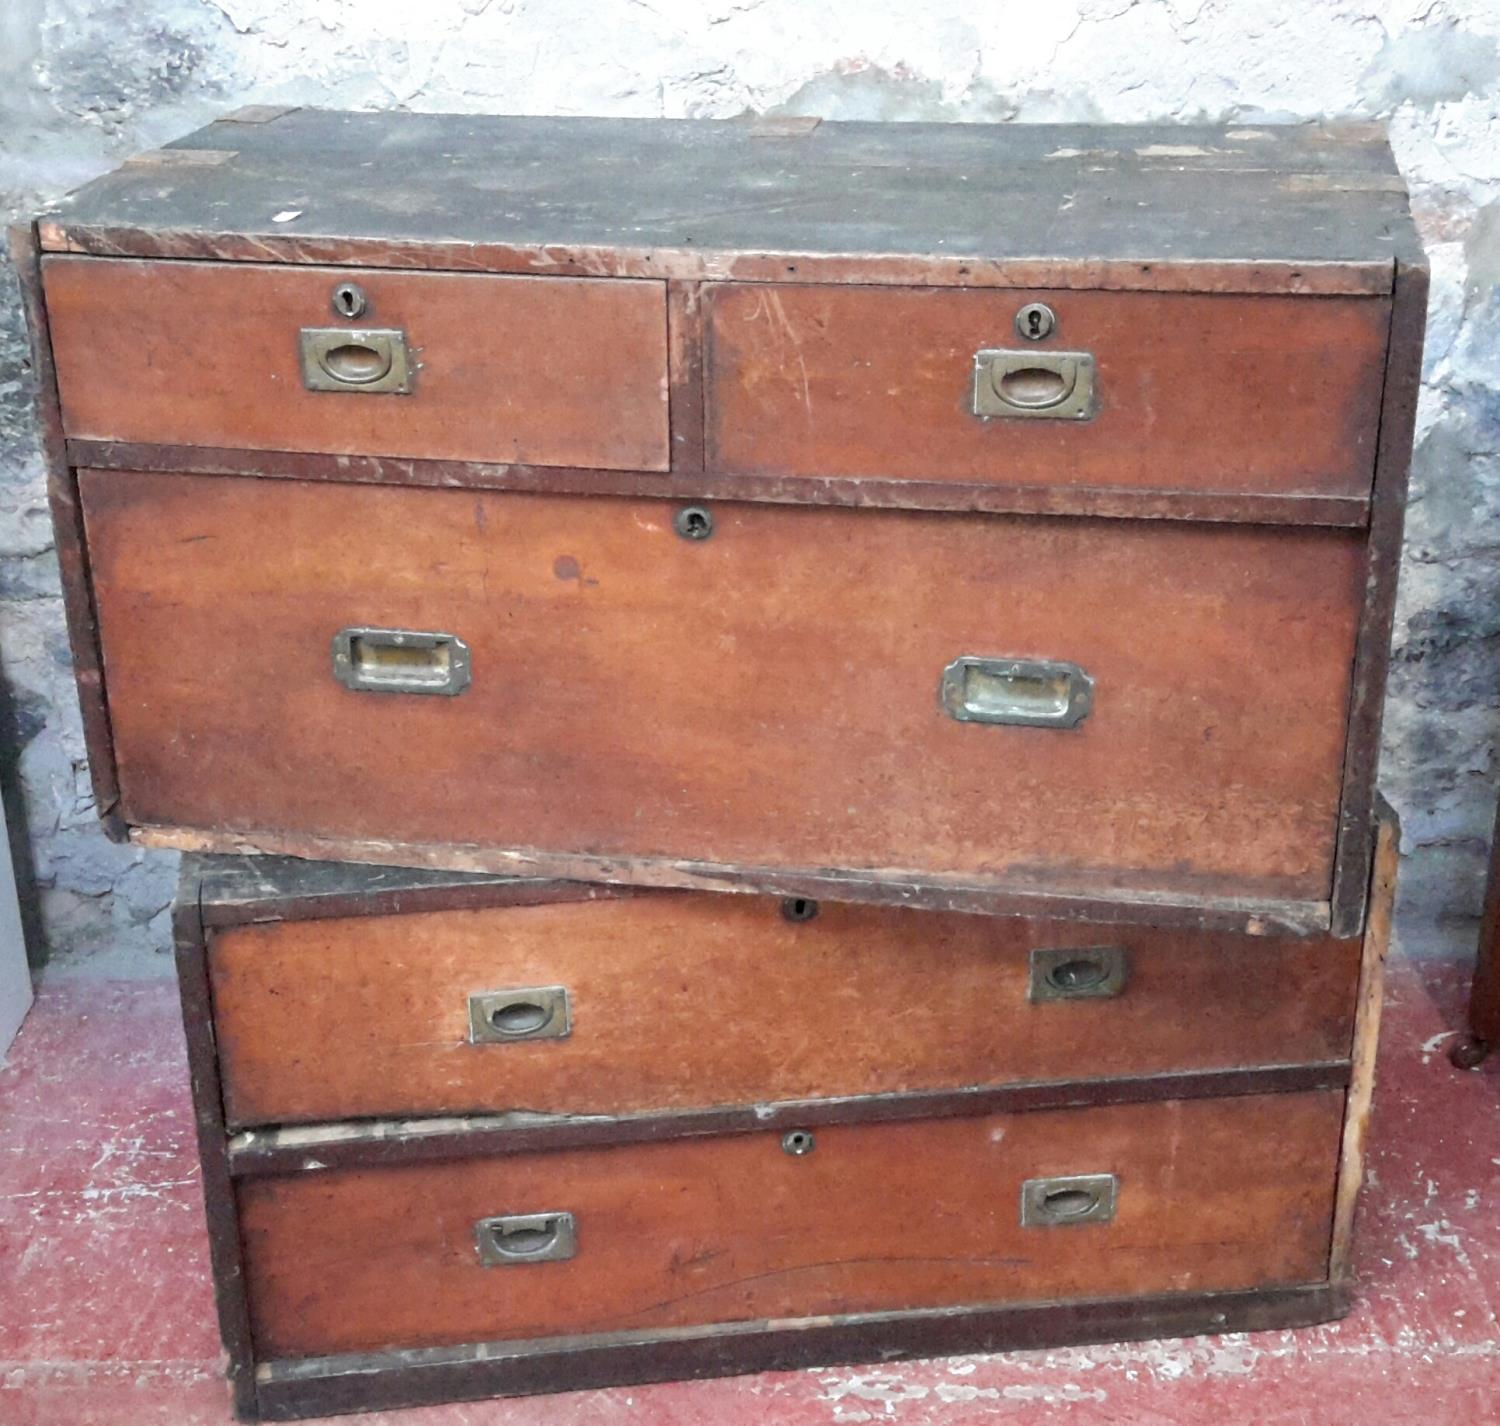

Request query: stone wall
[{"left": 2, "top": 0, "right": 1497, "bottom": 970}]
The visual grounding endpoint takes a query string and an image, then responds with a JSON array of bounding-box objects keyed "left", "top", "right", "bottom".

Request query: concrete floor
[{"left": 3, "top": 928, "right": 1499, "bottom": 1425}]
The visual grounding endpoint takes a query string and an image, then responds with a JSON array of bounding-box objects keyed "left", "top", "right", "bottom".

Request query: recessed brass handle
[
  {"left": 940, "top": 656, "right": 1093, "bottom": 729},
  {"left": 973, "top": 349, "right": 1095, "bottom": 420},
  {"left": 332, "top": 627, "right": 471, "bottom": 696},
  {"left": 300, "top": 327, "right": 412, "bottom": 394},
  {"left": 475, "top": 1212, "right": 577, "bottom": 1265},
  {"left": 1020, "top": 1174, "right": 1118, "bottom": 1227},
  {"left": 468, "top": 986, "right": 571, "bottom": 1044},
  {"left": 1028, "top": 946, "right": 1129, "bottom": 1002}
]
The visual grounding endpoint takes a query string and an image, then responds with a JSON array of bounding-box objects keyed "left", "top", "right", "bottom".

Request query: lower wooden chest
[{"left": 176, "top": 808, "right": 1395, "bottom": 1420}]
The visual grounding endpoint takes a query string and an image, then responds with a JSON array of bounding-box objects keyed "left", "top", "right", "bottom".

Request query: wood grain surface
[
  {"left": 37, "top": 113, "right": 1415, "bottom": 295},
  {"left": 42, "top": 257, "right": 669, "bottom": 471},
  {"left": 1330, "top": 801, "right": 1397, "bottom": 1280},
  {"left": 705, "top": 284, "right": 1389, "bottom": 498},
  {"left": 236, "top": 1091, "right": 1345, "bottom": 1357},
  {"left": 81, "top": 470, "right": 1366, "bottom": 904},
  {"left": 209, "top": 893, "right": 1361, "bottom": 1127}
]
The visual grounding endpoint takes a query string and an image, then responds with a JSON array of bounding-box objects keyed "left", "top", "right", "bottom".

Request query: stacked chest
[
  {"left": 18, "top": 109, "right": 1423, "bottom": 1418},
  {"left": 175, "top": 842, "right": 1393, "bottom": 1418}
]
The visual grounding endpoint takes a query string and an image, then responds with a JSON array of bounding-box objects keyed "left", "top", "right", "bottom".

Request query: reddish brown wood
[
  {"left": 1329, "top": 258, "right": 1430, "bottom": 936},
  {"left": 704, "top": 284, "right": 1390, "bottom": 499},
  {"left": 666, "top": 281, "right": 706, "bottom": 473},
  {"left": 41, "top": 257, "right": 670, "bottom": 471},
  {"left": 208, "top": 891, "right": 1362, "bottom": 1128},
  {"left": 7, "top": 225, "right": 126, "bottom": 837},
  {"left": 236, "top": 1090, "right": 1344, "bottom": 1358},
  {"left": 224, "top": 1064, "right": 1351, "bottom": 1176},
  {"left": 81, "top": 470, "right": 1365, "bottom": 909},
  {"left": 36, "top": 225, "right": 1400, "bottom": 296},
  {"left": 65, "top": 437, "right": 1374, "bottom": 528}
]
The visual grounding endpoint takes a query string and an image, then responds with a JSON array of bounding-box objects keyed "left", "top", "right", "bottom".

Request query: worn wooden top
[
  {"left": 36, "top": 109, "right": 1419, "bottom": 294},
  {"left": 180, "top": 852, "right": 596, "bottom": 928}
]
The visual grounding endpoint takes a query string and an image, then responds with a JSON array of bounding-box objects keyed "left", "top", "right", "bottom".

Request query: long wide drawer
[
  {"left": 704, "top": 283, "right": 1390, "bottom": 498},
  {"left": 207, "top": 886, "right": 1361, "bottom": 1128},
  {"left": 83, "top": 470, "right": 1365, "bottom": 908},
  {"left": 42, "top": 257, "right": 670, "bottom": 471},
  {"left": 236, "top": 1091, "right": 1345, "bottom": 1358}
]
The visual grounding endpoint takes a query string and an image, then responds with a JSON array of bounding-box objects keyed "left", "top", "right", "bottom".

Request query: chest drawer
[
  {"left": 235, "top": 1091, "right": 1344, "bottom": 1358},
  {"left": 207, "top": 886, "right": 1360, "bottom": 1129},
  {"left": 42, "top": 257, "right": 670, "bottom": 471},
  {"left": 705, "top": 284, "right": 1390, "bottom": 498},
  {"left": 82, "top": 469, "right": 1364, "bottom": 913}
]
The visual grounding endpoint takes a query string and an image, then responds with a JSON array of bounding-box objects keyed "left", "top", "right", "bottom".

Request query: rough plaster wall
[{"left": 1, "top": 0, "right": 1498, "bottom": 971}]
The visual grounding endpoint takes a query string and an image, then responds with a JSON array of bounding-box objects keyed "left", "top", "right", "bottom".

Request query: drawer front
[
  {"left": 209, "top": 894, "right": 1360, "bottom": 1128},
  {"left": 705, "top": 284, "right": 1389, "bottom": 497},
  {"left": 237, "top": 1091, "right": 1344, "bottom": 1357},
  {"left": 82, "top": 471, "right": 1363, "bottom": 903},
  {"left": 42, "top": 257, "right": 669, "bottom": 471}
]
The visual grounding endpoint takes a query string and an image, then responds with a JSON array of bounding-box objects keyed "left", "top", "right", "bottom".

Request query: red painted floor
[{"left": 2, "top": 942, "right": 1499, "bottom": 1424}]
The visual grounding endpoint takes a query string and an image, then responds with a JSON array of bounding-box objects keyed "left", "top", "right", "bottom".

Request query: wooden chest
[
  {"left": 19, "top": 110, "right": 1422, "bottom": 1419},
  {"left": 16, "top": 111, "right": 1424, "bottom": 938},
  {"left": 177, "top": 809, "right": 1394, "bottom": 1419}
]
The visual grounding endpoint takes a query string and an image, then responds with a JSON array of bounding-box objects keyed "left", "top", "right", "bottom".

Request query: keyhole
[
  {"left": 674, "top": 505, "right": 714, "bottom": 541},
  {"left": 1014, "top": 302, "right": 1056, "bottom": 341},
  {"left": 331, "top": 282, "right": 368, "bottom": 320}
]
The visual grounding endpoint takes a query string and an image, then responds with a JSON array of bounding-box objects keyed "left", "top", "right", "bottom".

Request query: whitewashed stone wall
[{"left": 2, "top": 0, "right": 1497, "bottom": 968}]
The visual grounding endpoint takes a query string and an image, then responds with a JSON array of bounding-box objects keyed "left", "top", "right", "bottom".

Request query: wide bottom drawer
[{"left": 237, "top": 1090, "right": 1344, "bottom": 1359}]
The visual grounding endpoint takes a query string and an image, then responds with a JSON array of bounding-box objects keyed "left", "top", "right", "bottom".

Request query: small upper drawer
[
  {"left": 704, "top": 284, "right": 1390, "bottom": 499},
  {"left": 206, "top": 892, "right": 1361, "bottom": 1128},
  {"left": 41, "top": 257, "right": 670, "bottom": 471}
]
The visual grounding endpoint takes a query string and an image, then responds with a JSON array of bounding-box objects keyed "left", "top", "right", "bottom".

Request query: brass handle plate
[
  {"left": 1028, "top": 946, "right": 1129, "bottom": 1003},
  {"left": 1020, "top": 1174, "right": 1118, "bottom": 1227},
  {"left": 940, "top": 656, "right": 1093, "bottom": 729},
  {"left": 972, "top": 349, "right": 1095, "bottom": 420},
  {"left": 332, "top": 627, "right": 471, "bottom": 696},
  {"left": 475, "top": 1212, "right": 577, "bottom": 1265},
  {"left": 300, "top": 327, "right": 412, "bottom": 394},
  {"left": 468, "top": 986, "right": 571, "bottom": 1044}
]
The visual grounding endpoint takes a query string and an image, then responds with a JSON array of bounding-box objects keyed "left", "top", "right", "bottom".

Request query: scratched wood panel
[
  {"left": 705, "top": 284, "right": 1390, "bottom": 498},
  {"left": 236, "top": 1091, "right": 1345, "bottom": 1357},
  {"left": 81, "top": 469, "right": 1366, "bottom": 904},
  {"left": 208, "top": 893, "right": 1361, "bottom": 1127},
  {"left": 42, "top": 257, "right": 669, "bottom": 471},
  {"left": 37, "top": 112, "right": 1414, "bottom": 294}
]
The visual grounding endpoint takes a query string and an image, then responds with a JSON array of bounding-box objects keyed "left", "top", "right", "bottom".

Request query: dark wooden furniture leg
[{"left": 1452, "top": 794, "right": 1500, "bottom": 1068}]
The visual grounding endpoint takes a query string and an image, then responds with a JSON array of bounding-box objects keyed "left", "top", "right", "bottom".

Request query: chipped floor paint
[{"left": 2, "top": 938, "right": 1500, "bottom": 1424}]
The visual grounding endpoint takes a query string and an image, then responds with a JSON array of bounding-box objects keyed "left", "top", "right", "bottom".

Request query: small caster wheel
[{"left": 1450, "top": 1035, "right": 1491, "bottom": 1070}]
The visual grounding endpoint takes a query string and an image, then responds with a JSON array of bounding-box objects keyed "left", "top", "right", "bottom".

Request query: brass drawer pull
[
  {"left": 300, "top": 326, "right": 412, "bottom": 393},
  {"left": 1028, "top": 946, "right": 1129, "bottom": 1002},
  {"left": 468, "top": 986, "right": 571, "bottom": 1044},
  {"left": 475, "top": 1211, "right": 577, "bottom": 1266},
  {"left": 332, "top": 627, "right": 471, "bottom": 696},
  {"left": 972, "top": 349, "right": 1095, "bottom": 420},
  {"left": 1020, "top": 1174, "right": 1117, "bottom": 1227},
  {"left": 940, "top": 656, "right": 1093, "bottom": 729}
]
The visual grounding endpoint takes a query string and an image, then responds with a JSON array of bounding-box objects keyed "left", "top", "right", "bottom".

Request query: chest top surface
[{"left": 35, "top": 109, "right": 1417, "bottom": 293}]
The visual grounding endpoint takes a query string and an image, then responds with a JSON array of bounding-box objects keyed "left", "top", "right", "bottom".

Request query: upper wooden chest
[{"left": 16, "top": 110, "right": 1425, "bottom": 937}]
